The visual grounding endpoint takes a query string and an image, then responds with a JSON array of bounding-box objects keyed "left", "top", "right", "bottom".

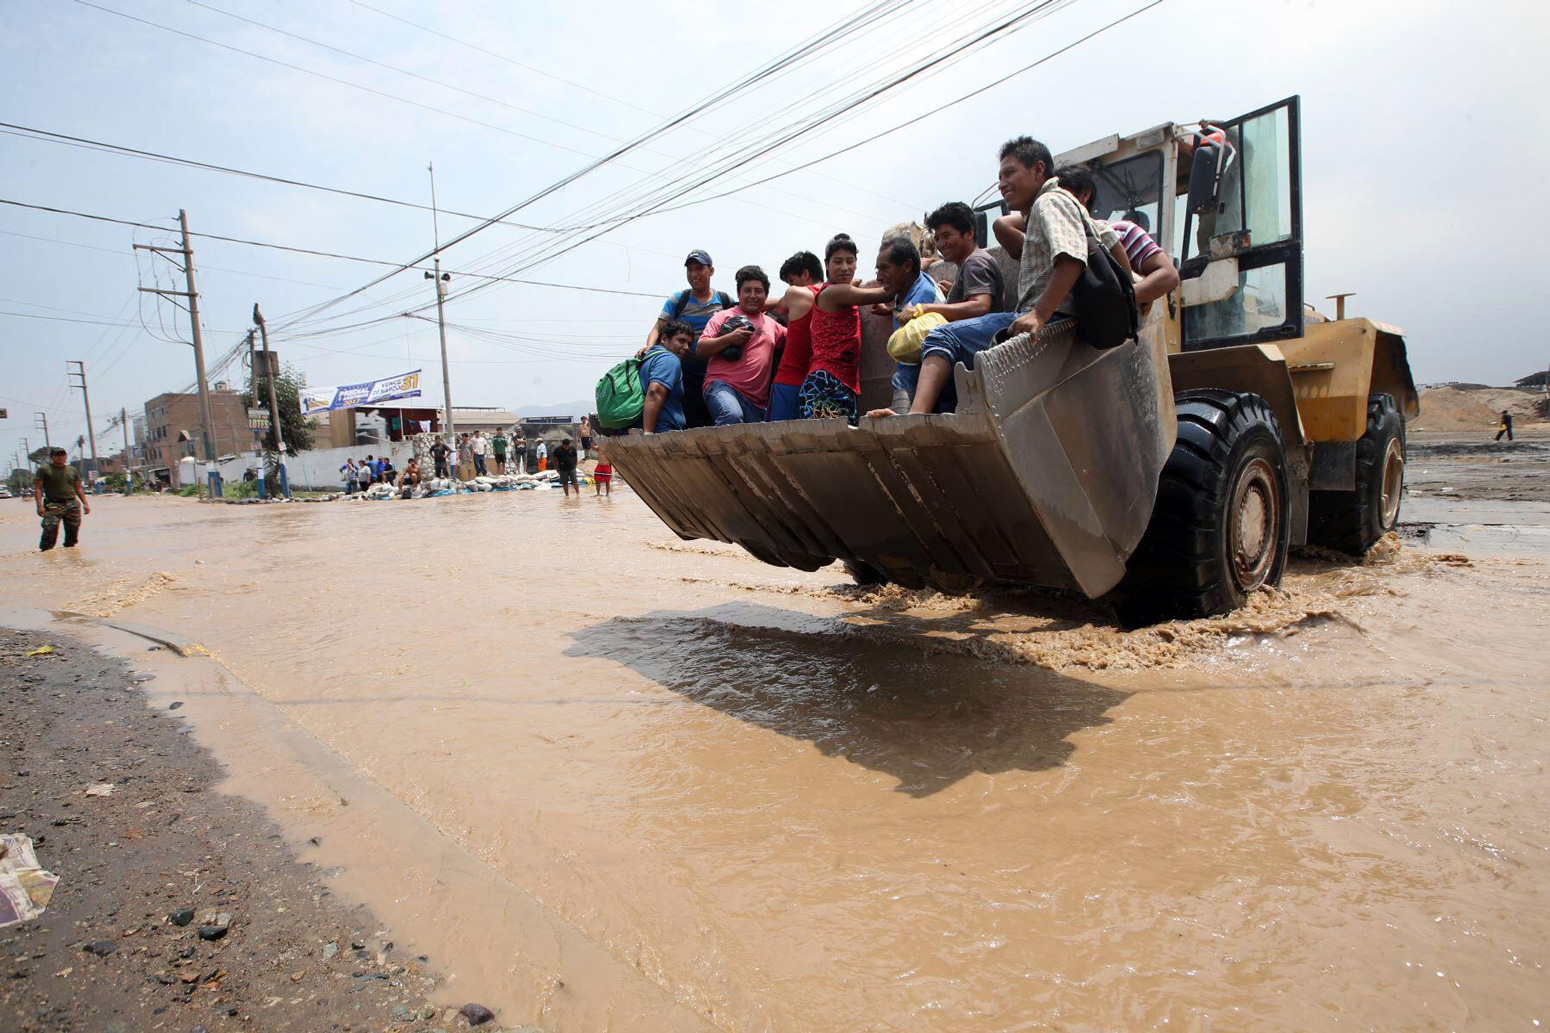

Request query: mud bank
[{"left": 0, "top": 627, "right": 498, "bottom": 1033}]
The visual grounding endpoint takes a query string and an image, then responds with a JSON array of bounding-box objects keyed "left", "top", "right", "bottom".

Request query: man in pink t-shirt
[{"left": 696, "top": 265, "right": 787, "bottom": 425}]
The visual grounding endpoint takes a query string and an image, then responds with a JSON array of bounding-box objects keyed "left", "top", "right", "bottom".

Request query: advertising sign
[{"left": 300, "top": 370, "right": 422, "bottom": 416}]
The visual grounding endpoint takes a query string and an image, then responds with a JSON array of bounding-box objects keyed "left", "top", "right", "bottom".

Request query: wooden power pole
[
  {"left": 135, "top": 209, "right": 216, "bottom": 464},
  {"left": 251, "top": 305, "right": 285, "bottom": 455},
  {"left": 66, "top": 360, "right": 98, "bottom": 476}
]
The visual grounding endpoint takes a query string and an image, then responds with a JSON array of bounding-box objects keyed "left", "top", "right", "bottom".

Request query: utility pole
[
  {"left": 251, "top": 306, "right": 284, "bottom": 454},
  {"left": 34, "top": 412, "right": 50, "bottom": 450},
  {"left": 67, "top": 360, "right": 98, "bottom": 477},
  {"left": 120, "top": 406, "right": 132, "bottom": 495},
  {"left": 426, "top": 162, "right": 455, "bottom": 445},
  {"left": 252, "top": 304, "right": 290, "bottom": 498},
  {"left": 245, "top": 329, "right": 256, "bottom": 400},
  {"left": 135, "top": 209, "right": 216, "bottom": 467}
]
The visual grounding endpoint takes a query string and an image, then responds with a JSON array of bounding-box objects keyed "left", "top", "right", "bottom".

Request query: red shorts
[{"left": 594, "top": 466, "right": 613, "bottom": 483}]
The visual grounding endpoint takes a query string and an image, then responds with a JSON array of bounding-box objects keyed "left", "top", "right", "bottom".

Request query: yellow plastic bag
[{"left": 886, "top": 312, "right": 948, "bottom": 364}]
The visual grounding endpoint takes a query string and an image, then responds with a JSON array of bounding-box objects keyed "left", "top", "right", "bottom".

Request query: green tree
[
  {"left": 246, "top": 362, "right": 317, "bottom": 455},
  {"left": 246, "top": 362, "right": 317, "bottom": 494}
]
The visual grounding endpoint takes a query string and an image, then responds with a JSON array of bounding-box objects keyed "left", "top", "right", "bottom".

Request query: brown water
[{"left": 1, "top": 493, "right": 1546, "bottom": 1032}]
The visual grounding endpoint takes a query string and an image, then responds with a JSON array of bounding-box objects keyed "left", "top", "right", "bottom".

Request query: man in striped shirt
[{"left": 1055, "top": 165, "right": 1180, "bottom": 316}]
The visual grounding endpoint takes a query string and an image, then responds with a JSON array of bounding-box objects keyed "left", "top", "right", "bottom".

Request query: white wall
[{"left": 196, "top": 439, "right": 418, "bottom": 492}]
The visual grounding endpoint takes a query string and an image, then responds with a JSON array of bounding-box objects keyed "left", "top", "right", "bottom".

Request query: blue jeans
[
  {"left": 767, "top": 381, "right": 802, "bottom": 422},
  {"left": 704, "top": 380, "right": 765, "bottom": 426},
  {"left": 893, "top": 311, "right": 1019, "bottom": 414}
]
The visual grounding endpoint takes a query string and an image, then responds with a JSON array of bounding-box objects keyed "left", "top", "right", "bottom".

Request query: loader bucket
[{"left": 605, "top": 321, "right": 1176, "bottom": 598}]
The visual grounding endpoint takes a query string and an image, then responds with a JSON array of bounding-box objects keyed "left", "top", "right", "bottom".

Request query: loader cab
[{"left": 1174, "top": 96, "right": 1304, "bottom": 351}]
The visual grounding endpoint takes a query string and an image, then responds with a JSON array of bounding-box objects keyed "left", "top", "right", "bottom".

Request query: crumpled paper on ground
[{"left": 0, "top": 834, "right": 59, "bottom": 927}]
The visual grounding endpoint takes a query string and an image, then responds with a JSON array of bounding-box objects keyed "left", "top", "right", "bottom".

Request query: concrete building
[{"left": 142, "top": 389, "right": 251, "bottom": 485}]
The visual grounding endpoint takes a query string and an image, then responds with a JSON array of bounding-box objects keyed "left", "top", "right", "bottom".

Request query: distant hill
[
  {"left": 513, "top": 399, "right": 594, "bottom": 418},
  {"left": 1414, "top": 384, "right": 1544, "bottom": 433}
]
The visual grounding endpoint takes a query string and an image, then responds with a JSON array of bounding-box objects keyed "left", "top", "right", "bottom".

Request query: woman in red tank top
[
  {"left": 767, "top": 251, "right": 824, "bottom": 421},
  {"left": 801, "top": 234, "right": 894, "bottom": 423}
]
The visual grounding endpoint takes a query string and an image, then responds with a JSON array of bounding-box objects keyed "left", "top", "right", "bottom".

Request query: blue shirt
[
  {"left": 659, "top": 289, "right": 732, "bottom": 338},
  {"left": 639, "top": 345, "right": 686, "bottom": 432},
  {"left": 897, "top": 270, "right": 940, "bottom": 328}
]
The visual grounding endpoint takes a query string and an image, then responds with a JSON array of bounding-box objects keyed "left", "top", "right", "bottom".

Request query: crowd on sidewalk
[{"left": 338, "top": 419, "right": 613, "bottom": 499}]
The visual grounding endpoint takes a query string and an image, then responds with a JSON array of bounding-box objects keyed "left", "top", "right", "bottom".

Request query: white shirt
[
  {"left": 536, "top": 442, "right": 548, "bottom": 459},
  {"left": 472, "top": 434, "right": 488, "bottom": 456}
]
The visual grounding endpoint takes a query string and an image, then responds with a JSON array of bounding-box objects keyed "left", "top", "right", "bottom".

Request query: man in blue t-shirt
[
  {"left": 640, "top": 319, "right": 695, "bottom": 433},
  {"left": 646, "top": 249, "right": 733, "bottom": 429}
]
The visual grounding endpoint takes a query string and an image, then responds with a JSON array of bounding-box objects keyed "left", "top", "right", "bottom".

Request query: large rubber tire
[
  {"left": 1307, "top": 393, "right": 1405, "bottom": 555},
  {"left": 1108, "top": 389, "right": 1291, "bottom": 627}
]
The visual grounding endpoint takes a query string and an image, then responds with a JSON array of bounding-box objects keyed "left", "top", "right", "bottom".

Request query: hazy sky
[{"left": 2, "top": 0, "right": 1546, "bottom": 468}]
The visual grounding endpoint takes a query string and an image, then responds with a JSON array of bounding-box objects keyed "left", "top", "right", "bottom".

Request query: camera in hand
[{"left": 719, "top": 313, "right": 754, "bottom": 361}]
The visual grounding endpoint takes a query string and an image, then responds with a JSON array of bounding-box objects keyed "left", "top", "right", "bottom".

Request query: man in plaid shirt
[{"left": 874, "top": 136, "right": 1091, "bottom": 417}]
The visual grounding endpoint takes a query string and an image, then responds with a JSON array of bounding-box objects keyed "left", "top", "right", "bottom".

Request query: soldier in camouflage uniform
[{"left": 34, "top": 447, "right": 90, "bottom": 551}]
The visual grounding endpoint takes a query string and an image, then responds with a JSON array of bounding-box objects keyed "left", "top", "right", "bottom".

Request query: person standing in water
[{"left": 35, "top": 447, "right": 90, "bottom": 551}]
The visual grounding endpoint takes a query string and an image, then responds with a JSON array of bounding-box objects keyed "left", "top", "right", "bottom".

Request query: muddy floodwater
[{"left": 2, "top": 490, "right": 1547, "bottom": 1032}]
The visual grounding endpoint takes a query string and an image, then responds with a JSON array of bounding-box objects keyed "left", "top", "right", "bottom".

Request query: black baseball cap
[
  {"left": 49, "top": 446, "right": 66, "bottom": 456},
  {"left": 684, "top": 249, "right": 713, "bottom": 267}
]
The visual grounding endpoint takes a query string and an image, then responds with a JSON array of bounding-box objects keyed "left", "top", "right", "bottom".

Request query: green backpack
[{"left": 595, "top": 357, "right": 644, "bottom": 429}]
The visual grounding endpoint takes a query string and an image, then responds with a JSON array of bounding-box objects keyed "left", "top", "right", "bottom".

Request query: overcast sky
[{"left": 2, "top": 0, "right": 1546, "bottom": 468}]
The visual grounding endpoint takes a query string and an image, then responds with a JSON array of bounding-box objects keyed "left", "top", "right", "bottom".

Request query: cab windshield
[{"left": 1090, "top": 151, "right": 1164, "bottom": 244}]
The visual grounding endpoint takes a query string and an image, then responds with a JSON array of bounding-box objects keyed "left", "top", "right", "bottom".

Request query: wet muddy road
[{"left": 1, "top": 492, "right": 1546, "bottom": 1032}]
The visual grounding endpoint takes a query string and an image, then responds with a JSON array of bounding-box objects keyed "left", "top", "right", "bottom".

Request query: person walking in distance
[
  {"left": 593, "top": 444, "right": 613, "bottom": 497},
  {"left": 553, "top": 438, "right": 580, "bottom": 496},
  {"left": 578, "top": 416, "right": 594, "bottom": 459},
  {"left": 511, "top": 430, "right": 527, "bottom": 474},
  {"left": 536, "top": 438, "right": 548, "bottom": 472},
  {"left": 35, "top": 447, "right": 90, "bottom": 551},
  {"left": 1495, "top": 409, "right": 1514, "bottom": 441}
]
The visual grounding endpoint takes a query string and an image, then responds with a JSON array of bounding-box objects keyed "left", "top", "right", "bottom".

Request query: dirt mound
[{"left": 1413, "top": 386, "right": 1542, "bottom": 433}]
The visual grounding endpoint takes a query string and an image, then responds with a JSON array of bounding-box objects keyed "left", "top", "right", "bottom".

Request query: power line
[
  {"left": 0, "top": 197, "right": 663, "bottom": 298},
  {"left": 342, "top": 0, "right": 922, "bottom": 212},
  {"left": 437, "top": 0, "right": 1084, "bottom": 310},
  {"left": 72, "top": 0, "right": 605, "bottom": 161},
  {"left": 657, "top": 0, "right": 1168, "bottom": 212},
  {"left": 0, "top": 122, "right": 556, "bottom": 231},
  {"left": 264, "top": 0, "right": 913, "bottom": 331},
  {"left": 380, "top": 0, "right": 1077, "bottom": 321},
  {"left": 69, "top": 2, "right": 896, "bottom": 236}
]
